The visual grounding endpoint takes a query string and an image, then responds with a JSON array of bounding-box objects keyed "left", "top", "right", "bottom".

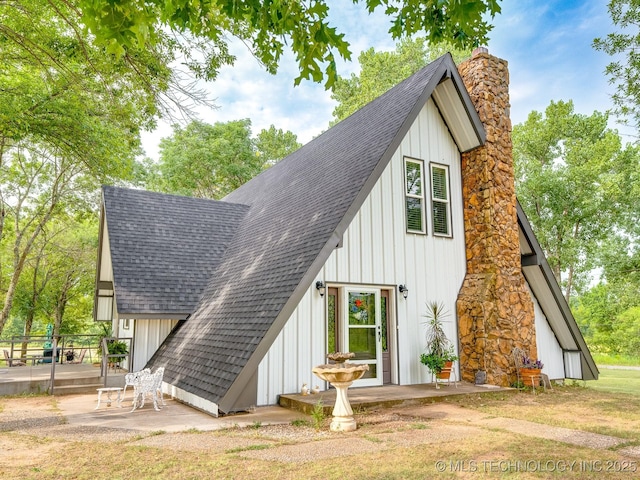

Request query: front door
[
  {"left": 344, "top": 288, "right": 382, "bottom": 386},
  {"left": 326, "top": 285, "right": 394, "bottom": 387}
]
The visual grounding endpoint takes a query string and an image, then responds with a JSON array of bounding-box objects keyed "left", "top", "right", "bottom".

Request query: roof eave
[
  {"left": 432, "top": 63, "right": 486, "bottom": 152},
  {"left": 517, "top": 201, "right": 599, "bottom": 381},
  {"left": 116, "top": 312, "right": 190, "bottom": 320}
]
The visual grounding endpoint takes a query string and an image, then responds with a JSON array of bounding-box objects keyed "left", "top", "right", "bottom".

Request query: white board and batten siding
[
  {"left": 257, "top": 99, "right": 468, "bottom": 406},
  {"left": 129, "top": 319, "right": 179, "bottom": 372},
  {"left": 530, "top": 286, "right": 565, "bottom": 380}
]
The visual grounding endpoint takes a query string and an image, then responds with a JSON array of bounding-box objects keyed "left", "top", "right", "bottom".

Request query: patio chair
[
  {"left": 512, "top": 346, "right": 545, "bottom": 393},
  {"left": 123, "top": 368, "right": 151, "bottom": 404},
  {"left": 512, "top": 347, "right": 525, "bottom": 388},
  {"left": 3, "top": 349, "right": 26, "bottom": 367},
  {"left": 69, "top": 348, "right": 87, "bottom": 364},
  {"left": 131, "top": 367, "right": 165, "bottom": 412}
]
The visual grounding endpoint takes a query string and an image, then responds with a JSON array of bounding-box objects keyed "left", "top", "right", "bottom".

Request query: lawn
[
  {"left": 1, "top": 373, "right": 639, "bottom": 479},
  {"left": 588, "top": 366, "right": 640, "bottom": 396}
]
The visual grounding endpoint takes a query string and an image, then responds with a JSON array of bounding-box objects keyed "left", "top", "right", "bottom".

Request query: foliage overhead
[
  {"left": 594, "top": 0, "right": 640, "bottom": 132},
  {"left": 79, "top": 0, "right": 501, "bottom": 89},
  {"left": 0, "top": 0, "right": 159, "bottom": 337}
]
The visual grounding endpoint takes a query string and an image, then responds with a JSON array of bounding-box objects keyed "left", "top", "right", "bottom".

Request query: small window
[
  {"left": 431, "top": 163, "right": 452, "bottom": 236},
  {"left": 404, "top": 158, "right": 426, "bottom": 234}
]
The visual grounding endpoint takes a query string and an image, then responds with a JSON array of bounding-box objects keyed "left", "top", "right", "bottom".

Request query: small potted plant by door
[{"left": 420, "top": 302, "right": 459, "bottom": 388}]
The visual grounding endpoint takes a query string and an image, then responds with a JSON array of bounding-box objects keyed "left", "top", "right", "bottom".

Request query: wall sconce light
[
  {"left": 315, "top": 281, "right": 326, "bottom": 297},
  {"left": 398, "top": 284, "right": 409, "bottom": 299}
]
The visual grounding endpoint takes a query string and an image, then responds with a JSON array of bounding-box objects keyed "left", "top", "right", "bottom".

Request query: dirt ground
[{"left": 1, "top": 394, "right": 639, "bottom": 468}]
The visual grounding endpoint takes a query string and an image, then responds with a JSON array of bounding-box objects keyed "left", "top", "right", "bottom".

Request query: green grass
[
  {"left": 588, "top": 366, "right": 640, "bottom": 396},
  {"left": 225, "top": 444, "right": 272, "bottom": 453},
  {"left": 592, "top": 352, "right": 640, "bottom": 366}
]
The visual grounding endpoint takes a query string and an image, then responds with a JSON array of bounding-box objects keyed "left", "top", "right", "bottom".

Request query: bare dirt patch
[{"left": 1, "top": 389, "right": 639, "bottom": 478}]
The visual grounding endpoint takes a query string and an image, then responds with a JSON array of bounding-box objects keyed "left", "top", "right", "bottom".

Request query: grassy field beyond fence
[{"left": 588, "top": 365, "right": 640, "bottom": 396}]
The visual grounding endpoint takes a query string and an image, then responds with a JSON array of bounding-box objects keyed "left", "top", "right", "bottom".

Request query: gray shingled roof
[
  {"left": 102, "top": 186, "right": 249, "bottom": 317},
  {"left": 146, "top": 54, "right": 484, "bottom": 412}
]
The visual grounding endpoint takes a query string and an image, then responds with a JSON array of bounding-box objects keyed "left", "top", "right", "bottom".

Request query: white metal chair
[
  {"left": 123, "top": 368, "right": 150, "bottom": 404},
  {"left": 130, "top": 367, "right": 165, "bottom": 411}
]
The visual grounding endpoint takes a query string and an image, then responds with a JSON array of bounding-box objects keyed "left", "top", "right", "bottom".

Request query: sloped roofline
[
  {"left": 100, "top": 186, "right": 250, "bottom": 320},
  {"left": 517, "top": 201, "right": 599, "bottom": 380},
  {"left": 217, "top": 54, "right": 486, "bottom": 412}
]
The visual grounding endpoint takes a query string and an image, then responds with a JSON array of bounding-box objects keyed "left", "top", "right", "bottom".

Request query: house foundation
[{"left": 456, "top": 48, "right": 537, "bottom": 386}]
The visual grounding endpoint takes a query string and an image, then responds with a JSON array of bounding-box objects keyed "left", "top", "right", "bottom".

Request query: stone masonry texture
[{"left": 456, "top": 49, "right": 537, "bottom": 386}]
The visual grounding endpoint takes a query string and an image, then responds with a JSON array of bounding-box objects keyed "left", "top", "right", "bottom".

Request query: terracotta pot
[
  {"left": 436, "top": 361, "right": 453, "bottom": 379},
  {"left": 519, "top": 368, "right": 542, "bottom": 387}
]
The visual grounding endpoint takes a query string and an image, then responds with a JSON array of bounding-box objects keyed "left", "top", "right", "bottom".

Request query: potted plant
[
  {"left": 419, "top": 302, "right": 459, "bottom": 384},
  {"left": 519, "top": 354, "right": 543, "bottom": 375},
  {"left": 519, "top": 354, "right": 543, "bottom": 388},
  {"left": 420, "top": 346, "right": 458, "bottom": 376},
  {"left": 97, "top": 324, "right": 129, "bottom": 368}
]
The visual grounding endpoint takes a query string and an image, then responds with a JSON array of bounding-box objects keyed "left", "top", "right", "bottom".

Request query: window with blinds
[
  {"left": 431, "top": 163, "right": 452, "bottom": 236},
  {"left": 404, "top": 157, "right": 426, "bottom": 234}
]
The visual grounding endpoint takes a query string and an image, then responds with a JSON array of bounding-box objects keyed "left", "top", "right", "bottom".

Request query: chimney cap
[{"left": 472, "top": 46, "right": 489, "bottom": 57}]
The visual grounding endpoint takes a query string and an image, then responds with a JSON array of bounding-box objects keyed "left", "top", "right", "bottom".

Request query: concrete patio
[{"left": 2, "top": 363, "right": 512, "bottom": 430}]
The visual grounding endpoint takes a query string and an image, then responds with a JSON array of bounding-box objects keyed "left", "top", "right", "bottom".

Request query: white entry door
[{"left": 342, "top": 288, "right": 383, "bottom": 386}]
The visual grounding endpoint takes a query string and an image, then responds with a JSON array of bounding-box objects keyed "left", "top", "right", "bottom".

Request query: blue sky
[{"left": 142, "top": 0, "right": 624, "bottom": 159}]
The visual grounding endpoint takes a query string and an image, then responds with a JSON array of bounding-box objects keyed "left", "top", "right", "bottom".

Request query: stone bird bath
[{"left": 312, "top": 352, "right": 369, "bottom": 431}]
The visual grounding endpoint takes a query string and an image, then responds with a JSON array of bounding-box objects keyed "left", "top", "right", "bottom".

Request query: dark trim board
[{"left": 517, "top": 201, "right": 598, "bottom": 381}]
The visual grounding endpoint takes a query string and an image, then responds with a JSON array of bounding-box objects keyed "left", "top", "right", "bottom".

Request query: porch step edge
[{"left": 52, "top": 384, "right": 105, "bottom": 395}]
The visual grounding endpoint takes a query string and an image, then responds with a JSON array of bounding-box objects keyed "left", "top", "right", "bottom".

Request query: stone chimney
[{"left": 456, "top": 48, "right": 537, "bottom": 386}]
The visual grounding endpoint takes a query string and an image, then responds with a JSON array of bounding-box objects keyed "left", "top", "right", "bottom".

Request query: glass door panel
[{"left": 344, "top": 289, "right": 382, "bottom": 386}]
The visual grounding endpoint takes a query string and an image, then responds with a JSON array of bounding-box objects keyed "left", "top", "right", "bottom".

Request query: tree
[
  {"left": 573, "top": 284, "right": 621, "bottom": 354},
  {"left": 5, "top": 215, "right": 97, "bottom": 341},
  {"left": 0, "top": 143, "right": 114, "bottom": 336},
  {"left": 0, "top": 0, "right": 165, "bottom": 152},
  {"left": 11, "top": 236, "right": 54, "bottom": 356},
  {"left": 615, "top": 306, "right": 640, "bottom": 357},
  {"left": 79, "top": 0, "right": 501, "bottom": 89},
  {"left": 255, "top": 126, "right": 302, "bottom": 166},
  {"left": 594, "top": 0, "right": 640, "bottom": 131},
  {"left": 331, "top": 38, "right": 471, "bottom": 123},
  {"left": 513, "top": 100, "right": 640, "bottom": 302},
  {"left": 574, "top": 280, "right": 640, "bottom": 358},
  {"left": 151, "top": 119, "right": 298, "bottom": 199},
  {"left": 0, "top": 0, "right": 174, "bottom": 337}
]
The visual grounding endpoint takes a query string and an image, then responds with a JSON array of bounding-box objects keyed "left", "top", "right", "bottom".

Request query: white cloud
[{"left": 142, "top": 0, "right": 627, "bottom": 159}]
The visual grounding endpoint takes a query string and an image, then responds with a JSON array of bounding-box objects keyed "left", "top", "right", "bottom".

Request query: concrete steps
[
  {"left": 0, "top": 363, "right": 127, "bottom": 396},
  {"left": 278, "top": 382, "right": 513, "bottom": 415},
  {"left": 53, "top": 375, "right": 105, "bottom": 395}
]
